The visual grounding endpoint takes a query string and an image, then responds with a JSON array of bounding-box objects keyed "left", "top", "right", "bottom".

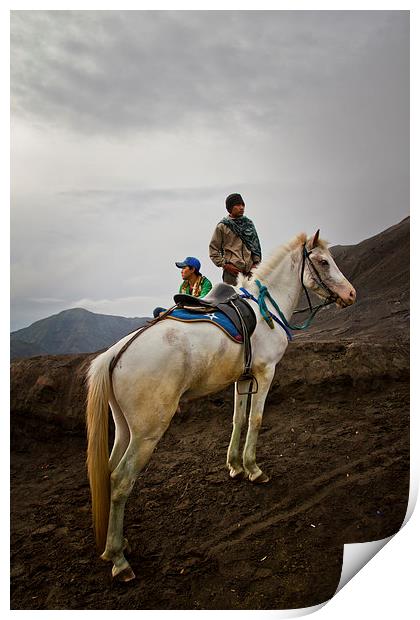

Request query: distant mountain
[{"left": 10, "top": 308, "right": 150, "bottom": 360}]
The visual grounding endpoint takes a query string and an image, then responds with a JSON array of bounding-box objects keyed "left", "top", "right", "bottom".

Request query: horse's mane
[{"left": 237, "top": 232, "right": 328, "bottom": 287}]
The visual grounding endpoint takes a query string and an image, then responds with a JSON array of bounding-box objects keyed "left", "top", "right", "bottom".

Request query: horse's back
[{"left": 111, "top": 319, "right": 243, "bottom": 402}]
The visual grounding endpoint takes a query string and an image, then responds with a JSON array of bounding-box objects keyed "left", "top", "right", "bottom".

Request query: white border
[{"left": 5, "top": 2, "right": 417, "bottom": 617}]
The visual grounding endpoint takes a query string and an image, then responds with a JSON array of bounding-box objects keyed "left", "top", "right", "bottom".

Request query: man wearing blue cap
[
  {"left": 175, "top": 256, "right": 212, "bottom": 297},
  {"left": 152, "top": 256, "right": 212, "bottom": 318}
]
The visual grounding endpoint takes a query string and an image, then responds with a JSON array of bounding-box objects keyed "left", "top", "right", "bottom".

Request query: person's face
[
  {"left": 230, "top": 203, "right": 245, "bottom": 218},
  {"left": 181, "top": 266, "right": 195, "bottom": 280}
]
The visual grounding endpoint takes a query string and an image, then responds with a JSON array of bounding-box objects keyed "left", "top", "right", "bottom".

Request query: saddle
[
  {"left": 174, "top": 283, "right": 257, "bottom": 389},
  {"left": 175, "top": 283, "right": 239, "bottom": 308}
]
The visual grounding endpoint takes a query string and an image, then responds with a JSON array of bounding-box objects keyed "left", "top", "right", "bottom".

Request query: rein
[
  {"left": 240, "top": 243, "right": 337, "bottom": 337},
  {"left": 239, "top": 287, "right": 293, "bottom": 340}
]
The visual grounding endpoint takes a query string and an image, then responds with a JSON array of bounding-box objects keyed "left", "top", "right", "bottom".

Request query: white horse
[{"left": 86, "top": 231, "right": 356, "bottom": 581}]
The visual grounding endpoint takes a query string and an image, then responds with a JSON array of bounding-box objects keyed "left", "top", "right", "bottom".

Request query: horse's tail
[{"left": 86, "top": 350, "right": 113, "bottom": 553}]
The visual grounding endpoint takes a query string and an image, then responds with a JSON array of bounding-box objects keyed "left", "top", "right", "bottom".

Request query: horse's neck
[{"left": 253, "top": 246, "right": 303, "bottom": 322}]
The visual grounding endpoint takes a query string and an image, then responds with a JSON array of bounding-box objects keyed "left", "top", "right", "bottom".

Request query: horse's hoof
[
  {"left": 229, "top": 471, "right": 245, "bottom": 482},
  {"left": 229, "top": 470, "right": 245, "bottom": 481},
  {"left": 112, "top": 565, "right": 136, "bottom": 582},
  {"left": 250, "top": 472, "right": 270, "bottom": 484}
]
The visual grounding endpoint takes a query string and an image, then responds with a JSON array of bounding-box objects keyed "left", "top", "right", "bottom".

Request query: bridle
[
  {"left": 240, "top": 243, "right": 339, "bottom": 335},
  {"left": 297, "top": 244, "right": 339, "bottom": 315}
]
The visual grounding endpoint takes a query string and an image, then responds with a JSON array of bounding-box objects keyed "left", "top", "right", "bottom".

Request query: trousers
[{"left": 222, "top": 269, "right": 239, "bottom": 286}]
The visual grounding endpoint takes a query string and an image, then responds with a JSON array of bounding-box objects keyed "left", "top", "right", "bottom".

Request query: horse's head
[{"left": 302, "top": 230, "right": 356, "bottom": 308}]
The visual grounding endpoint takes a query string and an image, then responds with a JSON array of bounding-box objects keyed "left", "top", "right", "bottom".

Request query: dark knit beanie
[{"left": 225, "top": 193, "right": 245, "bottom": 213}]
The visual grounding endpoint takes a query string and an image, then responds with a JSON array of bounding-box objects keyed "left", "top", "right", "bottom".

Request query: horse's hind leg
[
  {"left": 101, "top": 432, "right": 164, "bottom": 581},
  {"left": 107, "top": 397, "right": 132, "bottom": 553},
  {"left": 109, "top": 395, "right": 130, "bottom": 471},
  {"left": 226, "top": 379, "right": 251, "bottom": 479}
]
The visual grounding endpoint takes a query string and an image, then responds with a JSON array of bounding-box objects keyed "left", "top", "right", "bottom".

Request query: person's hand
[{"left": 223, "top": 263, "right": 240, "bottom": 275}]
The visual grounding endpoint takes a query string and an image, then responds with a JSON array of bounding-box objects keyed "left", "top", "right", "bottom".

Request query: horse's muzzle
[{"left": 336, "top": 286, "right": 356, "bottom": 308}]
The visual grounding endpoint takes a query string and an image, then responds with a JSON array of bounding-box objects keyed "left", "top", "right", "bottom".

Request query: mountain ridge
[{"left": 10, "top": 307, "right": 150, "bottom": 359}]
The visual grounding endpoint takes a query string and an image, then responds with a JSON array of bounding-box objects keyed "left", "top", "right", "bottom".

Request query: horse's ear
[{"left": 309, "top": 229, "right": 320, "bottom": 249}]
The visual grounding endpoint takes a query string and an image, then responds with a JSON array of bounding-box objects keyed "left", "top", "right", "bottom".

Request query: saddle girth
[{"left": 174, "top": 283, "right": 257, "bottom": 385}]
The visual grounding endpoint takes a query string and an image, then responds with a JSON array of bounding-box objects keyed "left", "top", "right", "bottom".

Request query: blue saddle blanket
[{"left": 166, "top": 308, "right": 243, "bottom": 342}]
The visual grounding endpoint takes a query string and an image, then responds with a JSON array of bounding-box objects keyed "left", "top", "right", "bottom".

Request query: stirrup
[{"left": 236, "top": 374, "right": 259, "bottom": 395}]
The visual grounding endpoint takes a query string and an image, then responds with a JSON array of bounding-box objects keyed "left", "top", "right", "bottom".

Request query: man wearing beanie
[{"left": 209, "top": 193, "right": 262, "bottom": 285}]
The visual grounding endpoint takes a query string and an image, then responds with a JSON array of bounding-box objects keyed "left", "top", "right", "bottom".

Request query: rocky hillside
[
  {"left": 10, "top": 308, "right": 150, "bottom": 359},
  {"left": 295, "top": 217, "right": 409, "bottom": 342},
  {"left": 9, "top": 339, "right": 409, "bottom": 443}
]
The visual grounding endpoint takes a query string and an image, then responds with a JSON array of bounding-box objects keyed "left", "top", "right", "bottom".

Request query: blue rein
[
  {"left": 240, "top": 282, "right": 293, "bottom": 341},
  {"left": 240, "top": 278, "right": 327, "bottom": 341}
]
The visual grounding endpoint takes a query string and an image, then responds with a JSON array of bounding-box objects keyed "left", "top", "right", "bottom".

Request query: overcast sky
[{"left": 10, "top": 10, "right": 409, "bottom": 331}]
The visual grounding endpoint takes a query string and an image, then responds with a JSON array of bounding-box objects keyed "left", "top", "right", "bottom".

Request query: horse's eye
[{"left": 320, "top": 259, "right": 329, "bottom": 267}]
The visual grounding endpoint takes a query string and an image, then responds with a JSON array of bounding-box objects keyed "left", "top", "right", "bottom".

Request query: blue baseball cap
[{"left": 175, "top": 256, "right": 201, "bottom": 272}]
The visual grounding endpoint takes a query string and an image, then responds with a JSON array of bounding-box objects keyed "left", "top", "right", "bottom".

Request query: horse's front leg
[
  {"left": 242, "top": 367, "right": 275, "bottom": 483},
  {"left": 226, "top": 379, "right": 251, "bottom": 479}
]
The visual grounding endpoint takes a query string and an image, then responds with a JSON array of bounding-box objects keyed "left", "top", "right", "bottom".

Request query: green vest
[{"left": 179, "top": 275, "right": 212, "bottom": 297}]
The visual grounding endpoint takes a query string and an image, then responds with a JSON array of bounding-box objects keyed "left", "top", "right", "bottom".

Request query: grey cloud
[
  {"left": 11, "top": 10, "right": 408, "bottom": 136},
  {"left": 10, "top": 184, "right": 228, "bottom": 329}
]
